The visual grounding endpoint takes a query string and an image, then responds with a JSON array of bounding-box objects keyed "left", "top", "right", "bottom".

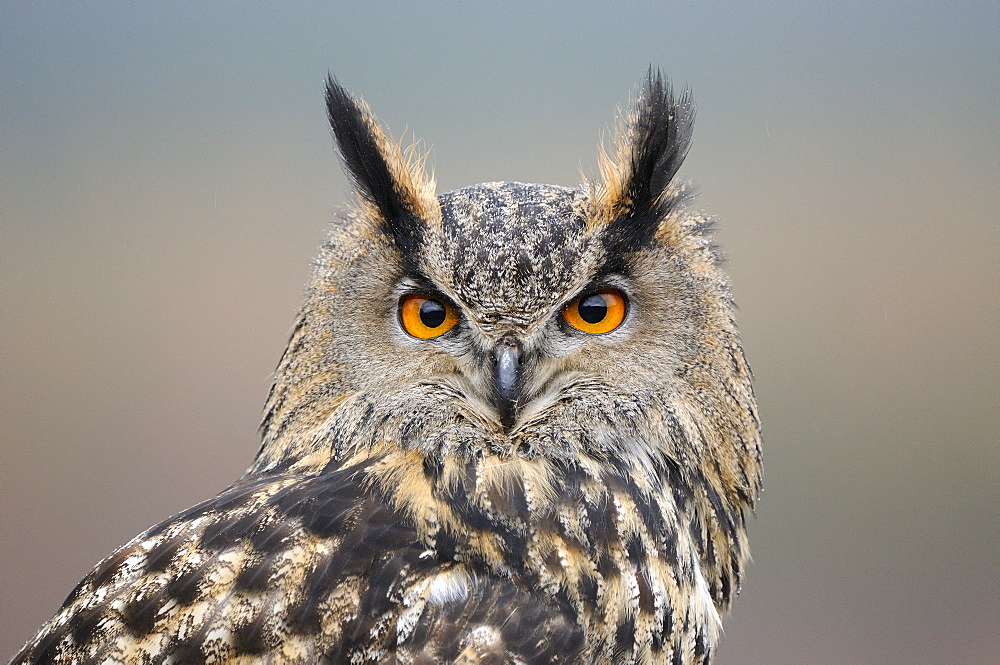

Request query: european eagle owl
[{"left": 11, "top": 71, "right": 762, "bottom": 665}]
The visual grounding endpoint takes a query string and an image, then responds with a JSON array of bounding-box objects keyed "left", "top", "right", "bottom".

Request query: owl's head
[{"left": 254, "top": 72, "right": 760, "bottom": 527}]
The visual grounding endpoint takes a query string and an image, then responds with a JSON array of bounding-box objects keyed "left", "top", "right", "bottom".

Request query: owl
[{"left": 10, "top": 71, "right": 761, "bottom": 665}]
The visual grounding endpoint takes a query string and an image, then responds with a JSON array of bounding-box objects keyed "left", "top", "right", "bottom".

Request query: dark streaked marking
[
  {"left": 69, "top": 607, "right": 104, "bottom": 646},
  {"left": 436, "top": 473, "right": 494, "bottom": 534},
  {"left": 707, "top": 451, "right": 740, "bottom": 536},
  {"left": 614, "top": 616, "right": 636, "bottom": 658},
  {"left": 718, "top": 567, "right": 732, "bottom": 604},
  {"left": 164, "top": 568, "right": 203, "bottom": 606},
  {"left": 487, "top": 472, "right": 529, "bottom": 517},
  {"left": 577, "top": 573, "right": 599, "bottom": 607},
  {"left": 434, "top": 526, "right": 458, "bottom": 560},
  {"left": 162, "top": 639, "right": 208, "bottom": 665},
  {"left": 200, "top": 511, "right": 261, "bottom": 550},
  {"left": 232, "top": 555, "right": 272, "bottom": 593},
  {"left": 661, "top": 604, "right": 674, "bottom": 644},
  {"left": 636, "top": 569, "right": 656, "bottom": 615},
  {"left": 146, "top": 535, "right": 185, "bottom": 573},
  {"left": 702, "top": 524, "right": 717, "bottom": 568},
  {"left": 626, "top": 533, "right": 644, "bottom": 562},
  {"left": 274, "top": 462, "right": 370, "bottom": 539},
  {"left": 232, "top": 613, "right": 270, "bottom": 655},
  {"left": 596, "top": 550, "right": 620, "bottom": 578},
  {"left": 120, "top": 593, "right": 160, "bottom": 636},
  {"left": 658, "top": 447, "right": 694, "bottom": 512},
  {"left": 364, "top": 554, "right": 412, "bottom": 616},
  {"left": 28, "top": 628, "right": 64, "bottom": 665},
  {"left": 585, "top": 491, "right": 617, "bottom": 548},
  {"left": 422, "top": 455, "right": 443, "bottom": 480},
  {"left": 249, "top": 517, "right": 299, "bottom": 551},
  {"left": 88, "top": 546, "right": 134, "bottom": 591},
  {"left": 694, "top": 629, "right": 709, "bottom": 661}
]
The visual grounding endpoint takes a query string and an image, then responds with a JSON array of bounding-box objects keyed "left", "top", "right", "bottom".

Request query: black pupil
[
  {"left": 419, "top": 299, "right": 447, "bottom": 328},
  {"left": 578, "top": 294, "right": 608, "bottom": 324}
]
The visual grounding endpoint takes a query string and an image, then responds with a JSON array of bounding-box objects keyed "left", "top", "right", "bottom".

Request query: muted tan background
[{"left": 2, "top": 3, "right": 997, "bottom": 663}]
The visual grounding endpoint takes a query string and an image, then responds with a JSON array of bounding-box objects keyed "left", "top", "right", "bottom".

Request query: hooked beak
[{"left": 493, "top": 337, "right": 522, "bottom": 431}]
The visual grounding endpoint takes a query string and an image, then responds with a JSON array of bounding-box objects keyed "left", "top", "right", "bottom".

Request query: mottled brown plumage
[{"left": 11, "top": 71, "right": 761, "bottom": 664}]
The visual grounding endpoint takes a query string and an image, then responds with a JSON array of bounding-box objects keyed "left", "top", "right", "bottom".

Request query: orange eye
[
  {"left": 562, "top": 289, "right": 627, "bottom": 334},
  {"left": 399, "top": 294, "right": 459, "bottom": 339}
]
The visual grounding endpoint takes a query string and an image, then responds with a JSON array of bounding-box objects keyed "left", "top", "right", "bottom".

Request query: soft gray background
[{"left": 3, "top": 3, "right": 997, "bottom": 663}]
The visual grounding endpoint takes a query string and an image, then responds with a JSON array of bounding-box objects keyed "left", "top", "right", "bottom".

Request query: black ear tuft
[
  {"left": 325, "top": 75, "right": 427, "bottom": 259},
  {"left": 599, "top": 69, "right": 695, "bottom": 257},
  {"left": 628, "top": 69, "right": 694, "bottom": 208}
]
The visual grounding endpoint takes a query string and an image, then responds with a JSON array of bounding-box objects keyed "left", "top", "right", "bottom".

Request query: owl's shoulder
[
  {"left": 13, "top": 460, "right": 583, "bottom": 664},
  {"left": 12, "top": 463, "right": 396, "bottom": 662}
]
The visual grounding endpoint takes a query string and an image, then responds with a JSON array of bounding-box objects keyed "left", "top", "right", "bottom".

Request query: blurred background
[{"left": 2, "top": 3, "right": 997, "bottom": 663}]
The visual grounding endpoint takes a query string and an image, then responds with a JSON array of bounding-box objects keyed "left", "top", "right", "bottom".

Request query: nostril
[{"left": 495, "top": 336, "right": 518, "bottom": 354}]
